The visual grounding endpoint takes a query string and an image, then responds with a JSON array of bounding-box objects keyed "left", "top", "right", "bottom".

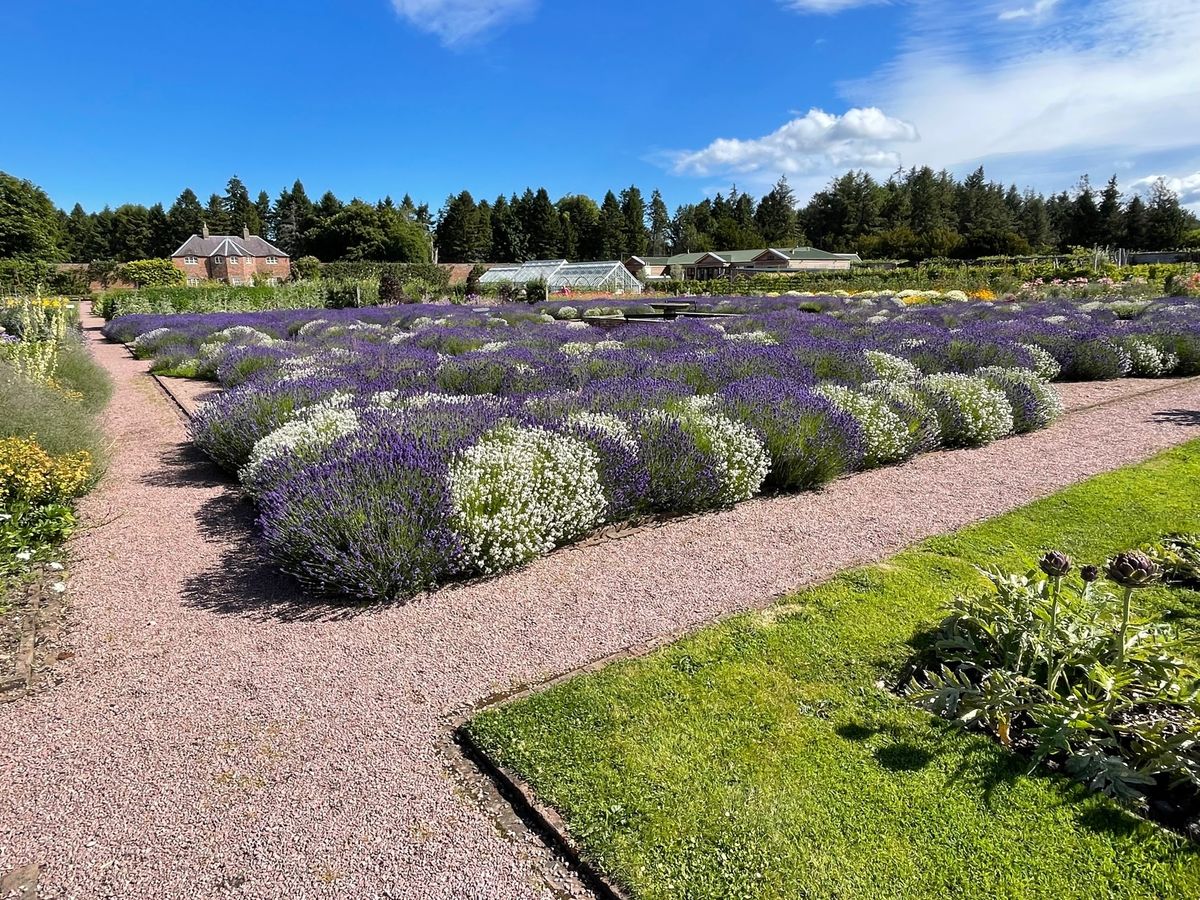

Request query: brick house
[{"left": 170, "top": 224, "right": 290, "bottom": 286}]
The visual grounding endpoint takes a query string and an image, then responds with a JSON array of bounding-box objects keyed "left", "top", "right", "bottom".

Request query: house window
[
  {"left": 267, "top": 276, "right": 279, "bottom": 286},
  {"left": 187, "top": 277, "right": 200, "bottom": 286},
  {"left": 229, "top": 256, "right": 240, "bottom": 265},
  {"left": 184, "top": 255, "right": 198, "bottom": 265},
  {"left": 266, "top": 256, "right": 278, "bottom": 265},
  {"left": 213, "top": 255, "right": 224, "bottom": 264},
  {"left": 230, "top": 277, "right": 243, "bottom": 286}
]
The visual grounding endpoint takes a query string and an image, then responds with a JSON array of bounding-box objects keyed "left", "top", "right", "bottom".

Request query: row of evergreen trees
[
  {"left": 1, "top": 167, "right": 1196, "bottom": 266},
  {"left": 435, "top": 170, "right": 1198, "bottom": 264}
]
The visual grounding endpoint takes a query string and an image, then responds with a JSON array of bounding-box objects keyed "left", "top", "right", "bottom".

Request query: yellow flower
[{"left": 0, "top": 437, "right": 92, "bottom": 505}]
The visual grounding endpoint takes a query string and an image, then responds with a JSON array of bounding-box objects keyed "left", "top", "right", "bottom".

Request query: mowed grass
[{"left": 467, "top": 441, "right": 1200, "bottom": 900}]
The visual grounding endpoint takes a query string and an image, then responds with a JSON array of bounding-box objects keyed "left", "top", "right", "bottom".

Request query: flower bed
[{"left": 103, "top": 294, "right": 1200, "bottom": 603}]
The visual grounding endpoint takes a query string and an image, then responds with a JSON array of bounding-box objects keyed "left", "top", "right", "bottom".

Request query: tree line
[
  {"left": 1, "top": 167, "right": 1196, "bottom": 267},
  {"left": 435, "top": 170, "right": 1196, "bottom": 264}
]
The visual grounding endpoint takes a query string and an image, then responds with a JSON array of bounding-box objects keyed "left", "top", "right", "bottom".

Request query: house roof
[
  {"left": 778, "top": 246, "right": 855, "bottom": 261},
  {"left": 666, "top": 249, "right": 779, "bottom": 265},
  {"left": 171, "top": 234, "right": 289, "bottom": 259},
  {"left": 654, "top": 247, "right": 861, "bottom": 268},
  {"left": 665, "top": 252, "right": 711, "bottom": 265}
]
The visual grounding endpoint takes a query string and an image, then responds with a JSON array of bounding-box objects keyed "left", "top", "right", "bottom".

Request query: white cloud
[
  {"left": 389, "top": 0, "right": 536, "bottom": 45},
  {"left": 665, "top": 0, "right": 1200, "bottom": 200},
  {"left": 997, "top": 0, "right": 1060, "bottom": 20},
  {"left": 669, "top": 107, "right": 919, "bottom": 178},
  {"left": 779, "top": 0, "right": 886, "bottom": 11},
  {"left": 859, "top": 0, "right": 1200, "bottom": 173},
  {"left": 1131, "top": 172, "right": 1200, "bottom": 207}
]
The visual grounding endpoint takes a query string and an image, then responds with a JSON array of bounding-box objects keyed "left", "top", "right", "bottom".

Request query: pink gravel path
[{"left": 2, "top": 313, "right": 1200, "bottom": 900}]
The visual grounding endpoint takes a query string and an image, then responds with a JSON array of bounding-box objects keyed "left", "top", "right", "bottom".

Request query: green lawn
[{"left": 467, "top": 441, "right": 1200, "bottom": 900}]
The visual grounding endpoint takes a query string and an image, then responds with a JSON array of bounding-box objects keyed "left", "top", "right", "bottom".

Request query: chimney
[
  {"left": 202, "top": 222, "right": 210, "bottom": 239},
  {"left": 243, "top": 224, "right": 250, "bottom": 240}
]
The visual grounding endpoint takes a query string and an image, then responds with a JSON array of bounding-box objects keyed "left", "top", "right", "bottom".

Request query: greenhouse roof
[{"left": 478, "top": 259, "right": 643, "bottom": 292}]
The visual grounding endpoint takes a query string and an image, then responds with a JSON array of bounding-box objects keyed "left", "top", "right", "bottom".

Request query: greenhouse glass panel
[
  {"left": 513, "top": 260, "right": 567, "bottom": 283},
  {"left": 479, "top": 266, "right": 520, "bottom": 284}
]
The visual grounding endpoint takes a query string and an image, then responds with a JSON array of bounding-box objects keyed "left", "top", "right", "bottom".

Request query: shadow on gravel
[
  {"left": 1151, "top": 408, "right": 1200, "bottom": 427},
  {"left": 153, "top": 443, "right": 376, "bottom": 623},
  {"left": 180, "top": 491, "right": 375, "bottom": 623},
  {"left": 141, "top": 442, "right": 233, "bottom": 490}
]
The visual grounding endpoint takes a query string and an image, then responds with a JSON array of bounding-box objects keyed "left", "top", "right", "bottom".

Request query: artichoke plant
[
  {"left": 1039, "top": 550, "right": 1072, "bottom": 578},
  {"left": 1105, "top": 551, "right": 1162, "bottom": 666},
  {"left": 1105, "top": 551, "right": 1161, "bottom": 588}
]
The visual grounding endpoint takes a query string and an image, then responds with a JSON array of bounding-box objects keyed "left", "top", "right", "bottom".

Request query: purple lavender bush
[{"left": 257, "top": 431, "right": 467, "bottom": 602}]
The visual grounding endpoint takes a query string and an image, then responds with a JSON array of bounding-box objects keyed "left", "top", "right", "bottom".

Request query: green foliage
[
  {"left": 322, "top": 278, "right": 380, "bottom": 309},
  {"left": 115, "top": 258, "right": 186, "bottom": 287},
  {"left": 319, "top": 261, "right": 450, "bottom": 292},
  {"left": 378, "top": 270, "right": 403, "bottom": 303},
  {"left": 0, "top": 259, "right": 55, "bottom": 292},
  {"left": 0, "top": 171, "right": 63, "bottom": 260},
  {"left": 436, "top": 190, "right": 491, "bottom": 262},
  {"left": 468, "top": 442, "right": 1200, "bottom": 900},
  {"left": 95, "top": 282, "right": 334, "bottom": 318},
  {"left": 1, "top": 502, "right": 77, "bottom": 577},
  {"left": 0, "top": 260, "right": 85, "bottom": 294},
  {"left": 304, "top": 199, "right": 431, "bottom": 263},
  {"left": 293, "top": 255, "right": 320, "bottom": 280},
  {"left": 642, "top": 258, "right": 1199, "bottom": 298},
  {"left": 465, "top": 262, "right": 486, "bottom": 296},
  {"left": 524, "top": 277, "right": 548, "bottom": 303},
  {"left": 1142, "top": 535, "right": 1200, "bottom": 588},
  {"left": 911, "top": 564, "right": 1198, "bottom": 813},
  {"left": 0, "top": 355, "right": 109, "bottom": 462},
  {"left": 52, "top": 335, "right": 114, "bottom": 413}
]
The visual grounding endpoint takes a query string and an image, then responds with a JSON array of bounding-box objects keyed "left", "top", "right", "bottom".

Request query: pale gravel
[{"left": 2, "top": 313, "right": 1199, "bottom": 900}]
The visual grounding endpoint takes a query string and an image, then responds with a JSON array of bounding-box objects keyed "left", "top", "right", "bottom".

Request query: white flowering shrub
[
  {"left": 861, "top": 379, "right": 943, "bottom": 452},
  {"left": 561, "top": 340, "right": 623, "bottom": 359},
  {"left": 864, "top": 349, "right": 920, "bottom": 383},
  {"left": 295, "top": 318, "right": 329, "bottom": 337},
  {"left": 817, "top": 384, "right": 915, "bottom": 466},
  {"left": 1020, "top": 343, "right": 1062, "bottom": 381},
  {"left": 567, "top": 411, "right": 639, "bottom": 452},
  {"left": 196, "top": 326, "right": 275, "bottom": 377},
  {"left": 130, "top": 327, "right": 174, "bottom": 356},
  {"left": 672, "top": 407, "right": 770, "bottom": 504},
  {"left": 554, "top": 306, "right": 580, "bottom": 320},
  {"left": 1123, "top": 338, "right": 1179, "bottom": 377},
  {"left": 450, "top": 424, "right": 606, "bottom": 574},
  {"left": 974, "top": 366, "right": 1063, "bottom": 433},
  {"left": 917, "top": 374, "right": 1014, "bottom": 447},
  {"left": 724, "top": 330, "right": 778, "bottom": 346},
  {"left": 239, "top": 394, "right": 359, "bottom": 496}
]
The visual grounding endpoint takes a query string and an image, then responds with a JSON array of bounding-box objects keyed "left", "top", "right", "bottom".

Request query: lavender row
[{"left": 100, "top": 295, "right": 1200, "bottom": 602}]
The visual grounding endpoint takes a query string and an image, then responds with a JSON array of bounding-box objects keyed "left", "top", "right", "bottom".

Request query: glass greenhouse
[{"left": 478, "top": 260, "right": 643, "bottom": 294}]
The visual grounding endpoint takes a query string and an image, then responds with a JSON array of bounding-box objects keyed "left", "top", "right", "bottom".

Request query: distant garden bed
[{"left": 101, "top": 293, "right": 1200, "bottom": 605}]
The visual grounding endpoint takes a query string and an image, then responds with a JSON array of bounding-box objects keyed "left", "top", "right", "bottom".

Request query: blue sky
[{"left": 3, "top": 0, "right": 1199, "bottom": 214}]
